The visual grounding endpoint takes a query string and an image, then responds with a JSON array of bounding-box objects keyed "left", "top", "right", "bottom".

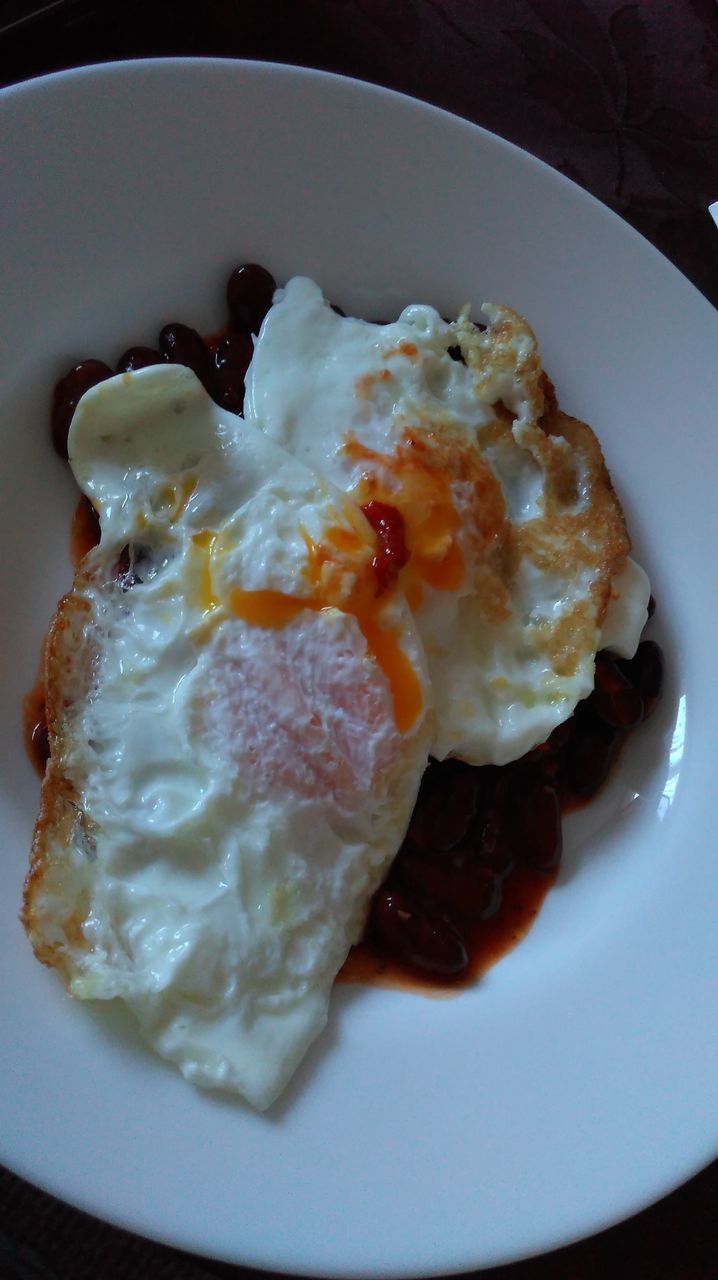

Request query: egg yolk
[{"left": 190, "top": 519, "right": 423, "bottom": 736}]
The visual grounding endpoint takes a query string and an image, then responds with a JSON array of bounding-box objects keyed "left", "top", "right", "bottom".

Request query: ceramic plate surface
[{"left": 1, "top": 60, "right": 716, "bottom": 1278}]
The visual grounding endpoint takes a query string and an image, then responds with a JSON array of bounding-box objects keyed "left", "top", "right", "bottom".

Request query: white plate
[{"left": 0, "top": 60, "right": 716, "bottom": 1278}]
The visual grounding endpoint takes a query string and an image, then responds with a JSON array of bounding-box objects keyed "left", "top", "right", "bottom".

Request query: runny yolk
[
  {"left": 188, "top": 510, "right": 423, "bottom": 734},
  {"left": 228, "top": 589, "right": 314, "bottom": 629},
  {"left": 227, "top": 525, "right": 423, "bottom": 735}
]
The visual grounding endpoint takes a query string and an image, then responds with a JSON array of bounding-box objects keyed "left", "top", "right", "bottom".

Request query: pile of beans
[
  {"left": 359, "top": 624, "right": 662, "bottom": 986},
  {"left": 50, "top": 263, "right": 277, "bottom": 459}
]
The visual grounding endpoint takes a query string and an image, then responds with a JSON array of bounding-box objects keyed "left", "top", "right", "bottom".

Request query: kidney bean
[
  {"left": 399, "top": 855, "right": 499, "bottom": 919},
  {"left": 454, "top": 767, "right": 513, "bottom": 872},
  {"left": 159, "top": 322, "right": 215, "bottom": 393},
  {"left": 30, "top": 717, "right": 50, "bottom": 771},
  {"left": 523, "top": 718, "right": 574, "bottom": 766},
  {"left": 618, "top": 640, "right": 663, "bottom": 720},
  {"left": 592, "top": 651, "right": 644, "bottom": 729},
  {"left": 86, "top": 498, "right": 101, "bottom": 545},
  {"left": 565, "top": 717, "right": 619, "bottom": 799},
  {"left": 407, "top": 763, "right": 479, "bottom": 854},
  {"left": 211, "top": 331, "right": 254, "bottom": 413},
  {"left": 51, "top": 359, "right": 113, "bottom": 459},
  {"left": 370, "top": 889, "right": 468, "bottom": 979},
  {"left": 469, "top": 798, "right": 507, "bottom": 871},
  {"left": 211, "top": 366, "right": 244, "bottom": 414},
  {"left": 215, "top": 330, "right": 254, "bottom": 375},
  {"left": 512, "top": 783, "right": 562, "bottom": 872},
  {"left": 116, "top": 346, "right": 164, "bottom": 373},
  {"left": 226, "top": 263, "right": 276, "bottom": 334},
  {"left": 539, "top": 370, "right": 558, "bottom": 420}
]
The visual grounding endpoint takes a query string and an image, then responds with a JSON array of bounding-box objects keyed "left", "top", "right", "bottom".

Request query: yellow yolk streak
[
  {"left": 190, "top": 530, "right": 220, "bottom": 613},
  {"left": 357, "top": 615, "right": 422, "bottom": 737}
]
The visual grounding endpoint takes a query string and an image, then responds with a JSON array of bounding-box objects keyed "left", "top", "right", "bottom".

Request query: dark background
[{"left": 1, "top": 2, "right": 717, "bottom": 1278}]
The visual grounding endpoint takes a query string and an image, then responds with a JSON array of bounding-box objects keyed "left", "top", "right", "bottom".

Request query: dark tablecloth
[{"left": 1, "top": 2, "right": 717, "bottom": 1277}]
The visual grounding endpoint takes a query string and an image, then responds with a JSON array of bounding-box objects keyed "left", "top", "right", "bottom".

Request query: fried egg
[
  {"left": 245, "top": 277, "right": 649, "bottom": 765},
  {"left": 23, "top": 364, "right": 432, "bottom": 1109}
]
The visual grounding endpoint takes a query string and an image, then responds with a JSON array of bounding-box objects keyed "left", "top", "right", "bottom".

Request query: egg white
[
  {"left": 245, "top": 277, "right": 649, "bottom": 764},
  {"left": 26, "top": 364, "right": 432, "bottom": 1109}
]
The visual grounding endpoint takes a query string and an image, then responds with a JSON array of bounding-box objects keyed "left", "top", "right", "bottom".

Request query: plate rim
[{"left": 1, "top": 54, "right": 717, "bottom": 1278}]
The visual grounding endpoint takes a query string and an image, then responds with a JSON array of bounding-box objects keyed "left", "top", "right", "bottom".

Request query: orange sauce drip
[
  {"left": 355, "top": 369, "right": 393, "bottom": 400},
  {"left": 384, "top": 340, "right": 419, "bottom": 359},
  {"left": 357, "top": 617, "right": 422, "bottom": 737}
]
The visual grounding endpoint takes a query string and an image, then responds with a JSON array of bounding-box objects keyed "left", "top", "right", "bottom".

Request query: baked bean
[
  {"left": 116, "top": 346, "right": 164, "bottom": 373},
  {"left": 370, "top": 889, "right": 469, "bottom": 979},
  {"left": 226, "top": 263, "right": 276, "bottom": 334},
  {"left": 51, "top": 359, "right": 113, "bottom": 458},
  {"left": 159, "top": 322, "right": 215, "bottom": 393}
]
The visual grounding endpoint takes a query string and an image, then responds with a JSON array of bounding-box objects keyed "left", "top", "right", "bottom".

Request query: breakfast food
[{"left": 22, "top": 265, "right": 660, "bottom": 1108}]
